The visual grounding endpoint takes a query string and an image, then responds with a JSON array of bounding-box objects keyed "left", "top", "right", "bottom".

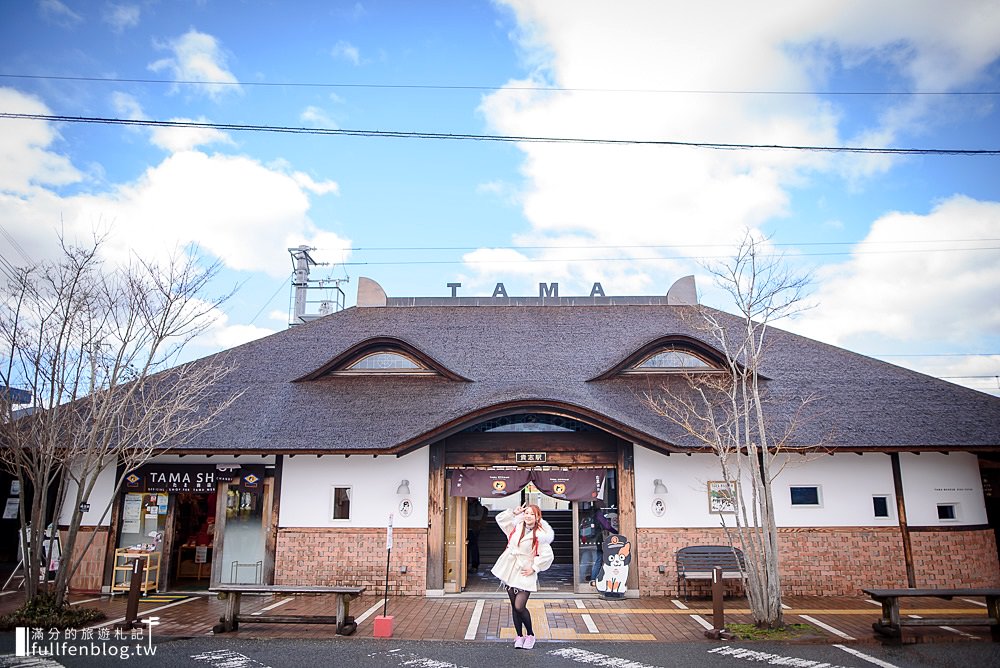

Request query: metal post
[
  {"left": 704, "top": 566, "right": 733, "bottom": 639},
  {"left": 712, "top": 566, "right": 724, "bottom": 629},
  {"left": 121, "top": 556, "right": 146, "bottom": 630}
]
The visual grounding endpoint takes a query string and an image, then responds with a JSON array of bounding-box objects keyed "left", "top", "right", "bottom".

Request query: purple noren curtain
[
  {"left": 451, "top": 469, "right": 532, "bottom": 498},
  {"left": 450, "top": 469, "right": 605, "bottom": 502},
  {"left": 531, "top": 469, "right": 605, "bottom": 501}
]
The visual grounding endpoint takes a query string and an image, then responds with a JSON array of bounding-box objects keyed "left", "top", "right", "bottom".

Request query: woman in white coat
[{"left": 490, "top": 503, "right": 554, "bottom": 649}]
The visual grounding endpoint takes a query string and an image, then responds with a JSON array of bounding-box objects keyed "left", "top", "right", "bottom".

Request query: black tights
[{"left": 507, "top": 588, "right": 533, "bottom": 636}]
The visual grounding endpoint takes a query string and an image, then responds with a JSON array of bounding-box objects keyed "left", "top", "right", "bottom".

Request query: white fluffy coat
[{"left": 490, "top": 508, "right": 555, "bottom": 592}]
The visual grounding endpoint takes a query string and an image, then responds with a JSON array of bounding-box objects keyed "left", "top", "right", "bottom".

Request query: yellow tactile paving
[{"left": 560, "top": 607, "right": 987, "bottom": 616}]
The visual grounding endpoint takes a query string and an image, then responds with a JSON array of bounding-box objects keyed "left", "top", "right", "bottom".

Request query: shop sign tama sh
[{"left": 124, "top": 464, "right": 249, "bottom": 493}]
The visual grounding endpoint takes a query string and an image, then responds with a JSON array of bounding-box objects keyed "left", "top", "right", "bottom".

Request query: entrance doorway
[
  {"left": 444, "top": 469, "right": 618, "bottom": 594},
  {"left": 167, "top": 493, "right": 214, "bottom": 590}
]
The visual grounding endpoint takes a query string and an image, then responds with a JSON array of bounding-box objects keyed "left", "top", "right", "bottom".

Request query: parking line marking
[
  {"left": 962, "top": 598, "right": 987, "bottom": 608},
  {"left": 798, "top": 614, "right": 855, "bottom": 640},
  {"left": 689, "top": 614, "right": 713, "bottom": 630},
  {"left": 69, "top": 597, "right": 104, "bottom": 606},
  {"left": 354, "top": 600, "right": 385, "bottom": 625},
  {"left": 670, "top": 599, "right": 688, "bottom": 609},
  {"left": 464, "top": 599, "right": 485, "bottom": 640},
  {"left": 251, "top": 597, "right": 293, "bottom": 616},
  {"left": 575, "top": 599, "right": 599, "bottom": 633},
  {"left": 833, "top": 644, "right": 899, "bottom": 668},
  {"left": 89, "top": 595, "right": 196, "bottom": 629}
]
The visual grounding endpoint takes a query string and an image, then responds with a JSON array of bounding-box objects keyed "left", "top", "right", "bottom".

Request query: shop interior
[{"left": 170, "top": 492, "right": 215, "bottom": 590}]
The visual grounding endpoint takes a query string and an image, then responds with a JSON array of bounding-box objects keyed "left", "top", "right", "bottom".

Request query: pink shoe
[
  {"left": 522, "top": 635, "right": 536, "bottom": 649},
  {"left": 513, "top": 636, "right": 524, "bottom": 648}
]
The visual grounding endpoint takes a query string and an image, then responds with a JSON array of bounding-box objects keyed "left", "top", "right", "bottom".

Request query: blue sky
[{"left": 1, "top": 0, "right": 998, "bottom": 395}]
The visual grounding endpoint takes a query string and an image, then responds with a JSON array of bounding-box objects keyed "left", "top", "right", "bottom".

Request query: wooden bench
[
  {"left": 862, "top": 588, "right": 1000, "bottom": 640},
  {"left": 676, "top": 545, "right": 746, "bottom": 600},
  {"left": 211, "top": 584, "right": 366, "bottom": 635}
]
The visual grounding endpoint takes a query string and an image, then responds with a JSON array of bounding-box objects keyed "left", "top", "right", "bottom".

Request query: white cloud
[
  {"left": 0, "top": 88, "right": 81, "bottom": 193},
  {"left": 150, "top": 121, "right": 235, "bottom": 153},
  {"left": 103, "top": 3, "right": 139, "bottom": 32},
  {"left": 110, "top": 91, "right": 144, "bottom": 119},
  {"left": 476, "top": 1, "right": 1000, "bottom": 287},
  {"left": 300, "top": 105, "right": 338, "bottom": 128},
  {"left": 149, "top": 29, "right": 242, "bottom": 100},
  {"left": 38, "top": 0, "right": 82, "bottom": 27},
  {"left": 290, "top": 171, "right": 339, "bottom": 196},
  {"left": 0, "top": 89, "right": 349, "bottom": 280},
  {"left": 331, "top": 40, "right": 361, "bottom": 65},
  {"left": 110, "top": 92, "right": 234, "bottom": 152},
  {"left": 209, "top": 321, "right": 275, "bottom": 349},
  {"left": 790, "top": 195, "right": 1000, "bottom": 346}
]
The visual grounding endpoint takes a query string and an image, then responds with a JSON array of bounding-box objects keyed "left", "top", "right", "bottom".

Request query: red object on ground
[{"left": 373, "top": 615, "right": 394, "bottom": 638}]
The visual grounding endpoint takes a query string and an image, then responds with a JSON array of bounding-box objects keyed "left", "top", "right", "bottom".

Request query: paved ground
[{"left": 0, "top": 589, "right": 995, "bottom": 645}]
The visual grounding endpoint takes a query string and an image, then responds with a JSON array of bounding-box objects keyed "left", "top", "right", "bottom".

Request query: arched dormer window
[
  {"left": 343, "top": 351, "right": 426, "bottom": 373},
  {"left": 293, "top": 337, "right": 470, "bottom": 382},
  {"left": 632, "top": 349, "right": 713, "bottom": 371},
  {"left": 589, "top": 335, "right": 732, "bottom": 381}
]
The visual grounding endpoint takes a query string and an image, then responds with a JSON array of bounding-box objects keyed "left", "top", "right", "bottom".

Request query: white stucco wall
[
  {"left": 278, "top": 451, "right": 429, "bottom": 528},
  {"left": 899, "top": 452, "right": 988, "bottom": 525},
  {"left": 769, "top": 453, "right": 897, "bottom": 527},
  {"left": 634, "top": 447, "right": 752, "bottom": 528},
  {"left": 59, "top": 463, "right": 118, "bottom": 527},
  {"left": 634, "top": 446, "right": 987, "bottom": 528}
]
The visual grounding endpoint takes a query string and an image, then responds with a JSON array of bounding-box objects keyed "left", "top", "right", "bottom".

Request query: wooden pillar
[
  {"left": 100, "top": 458, "right": 127, "bottom": 591},
  {"left": 890, "top": 452, "right": 916, "bottom": 587},
  {"left": 263, "top": 455, "right": 283, "bottom": 585},
  {"left": 210, "top": 480, "right": 229, "bottom": 586},
  {"left": 617, "top": 440, "right": 638, "bottom": 592},
  {"left": 426, "top": 441, "right": 445, "bottom": 591}
]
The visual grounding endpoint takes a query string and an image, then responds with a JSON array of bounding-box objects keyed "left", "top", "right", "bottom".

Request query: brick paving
[{"left": 0, "top": 590, "right": 994, "bottom": 644}]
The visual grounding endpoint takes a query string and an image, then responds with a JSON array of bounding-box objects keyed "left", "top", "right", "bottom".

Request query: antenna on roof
[{"left": 287, "top": 245, "right": 350, "bottom": 326}]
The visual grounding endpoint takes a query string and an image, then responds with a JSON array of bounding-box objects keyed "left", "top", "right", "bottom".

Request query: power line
[
  {"left": 337, "top": 246, "right": 1000, "bottom": 266},
  {"left": 874, "top": 353, "right": 1000, "bottom": 357},
  {"left": 325, "top": 238, "right": 1000, "bottom": 253},
  {"left": 2, "top": 73, "right": 998, "bottom": 96},
  {"left": 2, "top": 112, "right": 998, "bottom": 155}
]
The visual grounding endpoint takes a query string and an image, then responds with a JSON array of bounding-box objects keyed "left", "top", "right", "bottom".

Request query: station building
[{"left": 66, "top": 277, "right": 1000, "bottom": 598}]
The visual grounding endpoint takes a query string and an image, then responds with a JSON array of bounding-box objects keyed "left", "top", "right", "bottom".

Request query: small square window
[
  {"left": 937, "top": 503, "right": 957, "bottom": 521},
  {"left": 873, "top": 496, "right": 890, "bottom": 518},
  {"left": 790, "top": 486, "right": 821, "bottom": 506},
  {"left": 331, "top": 486, "right": 352, "bottom": 520}
]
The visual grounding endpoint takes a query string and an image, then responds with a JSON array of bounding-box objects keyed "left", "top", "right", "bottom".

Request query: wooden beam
[
  {"left": 617, "top": 441, "right": 638, "bottom": 592},
  {"left": 890, "top": 453, "right": 916, "bottom": 588},
  {"left": 263, "top": 455, "right": 283, "bottom": 585},
  {"left": 210, "top": 480, "right": 229, "bottom": 587},
  {"left": 101, "top": 458, "right": 127, "bottom": 591},
  {"left": 426, "top": 441, "right": 445, "bottom": 591}
]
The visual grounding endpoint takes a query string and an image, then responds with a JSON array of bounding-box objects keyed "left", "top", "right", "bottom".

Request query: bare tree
[
  {"left": 645, "top": 232, "right": 817, "bottom": 629},
  {"left": 0, "top": 234, "right": 240, "bottom": 607}
]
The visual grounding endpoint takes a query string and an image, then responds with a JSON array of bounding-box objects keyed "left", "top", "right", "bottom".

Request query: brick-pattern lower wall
[
  {"left": 637, "top": 526, "right": 1000, "bottom": 598},
  {"left": 62, "top": 526, "right": 110, "bottom": 593},
  {"left": 275, "top": 528, "right": 427, "bottom": 596},
  {"left": 774, "top": 527, "right": 907, "bottom": 595},
  {"left": 912, "top": 529, "right": 1000, "bottom": 588}
]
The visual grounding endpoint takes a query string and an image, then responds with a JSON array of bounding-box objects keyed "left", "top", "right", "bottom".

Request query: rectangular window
[
  {"left": 789, "top": 485, "right": 821, "bottom": 506},
  {"left": 937, "top": 503, "right": 957, "bottom": 521},
  {"left": 872, "top": 496, "right": 890, "bottom": 518},
  {"left": 331, "top": 486, "right": 352, "bottom": 520}
]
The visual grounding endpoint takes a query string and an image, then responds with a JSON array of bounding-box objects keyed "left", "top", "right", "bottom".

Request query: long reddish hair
[{"left": 508, "top": 504, "right": 544, "bottom": 556}]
